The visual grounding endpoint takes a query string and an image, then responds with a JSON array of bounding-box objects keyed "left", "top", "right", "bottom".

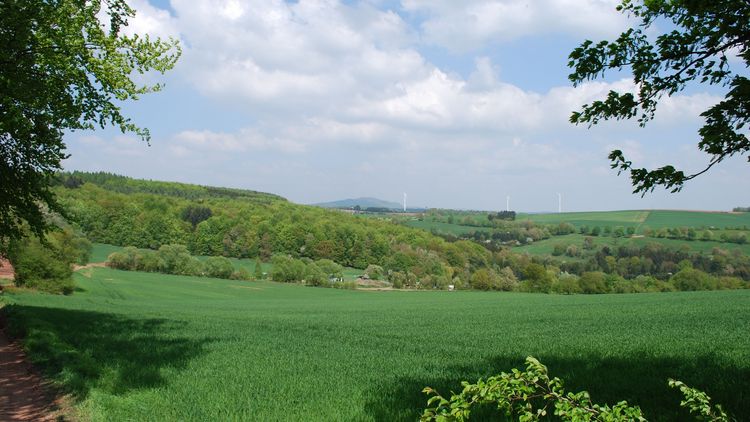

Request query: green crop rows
[
  {"left": 516, "top": 233, "right": 750, "bottom": 256},
  {"left": 3, "top": 268, "right": 749, "bottom": 421}
]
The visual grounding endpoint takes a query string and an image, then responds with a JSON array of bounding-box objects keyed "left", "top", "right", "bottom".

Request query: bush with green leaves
[
  {"left": 7, "top": 228, "right": 90, "bottom": 294},
  {"left": 270, "top": 255, "right": 307, "bottom": 283},
  {"left": 364, "top": 264, "right": 384, "bottom": 279},
  {"left": 421, "top": 357, "right": 730, "bottom": 421},
  {"left": 204, "top": 256, "right": 234, "bottom": 279}
]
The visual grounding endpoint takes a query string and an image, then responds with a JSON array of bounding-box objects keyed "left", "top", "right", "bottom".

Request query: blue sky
[{"left": 63, "top": 0, "right": 748, "bottom": 212}]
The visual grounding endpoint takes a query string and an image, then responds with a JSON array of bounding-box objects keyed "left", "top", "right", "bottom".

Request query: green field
[
  {"left": 643, "top": 210, "right": 750, "bottom": 229},
  {"left": 519, "top": 210, "right": 649, "bottom": 229},
  {"left": 3, "top": 269, "right": 749, "bottom": 421},
  {"left": 518, "top": 210, "right": 750, "bottom": 232},
  {"left": 89, "top": 243, "right": 125, "bottom": 263},
  {"left": 516, "top": 233, "right": 750, "bottom": 256}
]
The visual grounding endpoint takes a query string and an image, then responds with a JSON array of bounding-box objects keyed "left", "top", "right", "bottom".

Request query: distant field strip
[
  {"left": 519, "top": 210, "right": 649, "bottom": 228},
  {"left": 644, "top": 210, "right": 750, "bottom": 229},
  {"left": 3, "top": 268, "right": 749, "bottom": 421},
  {"left": 516, "top": 233, "right": 750, "bottom": 255}
]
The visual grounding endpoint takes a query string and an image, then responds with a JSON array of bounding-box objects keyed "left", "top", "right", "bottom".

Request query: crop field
[
  {"left": 516, "top": 233, "right": 750, "bottom": 256},
  {"left": 406, "top": 210, "right": 750, "bottom": 238},
  {"left": 89, "top": 243, "right": 125, "bottom": 263},
  {"left": 643, "top": 210, "right": 750, "bottom": 229},
  {"left": 518, "top": 210, "right": 750, "bottom": 232},
  {"left": 518, "top": 210, "right": 650, "bottom": 229},
  {"left": 3, "top": 268, "right": 749, "bottom": 421}
]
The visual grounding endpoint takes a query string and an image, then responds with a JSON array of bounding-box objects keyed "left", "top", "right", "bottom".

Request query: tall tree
[
  {"left": 568, "top": 0, "right": 750, "bottom": 194},
  {"left": 0, "top": 0, "right": 180, "bottom": 249}
]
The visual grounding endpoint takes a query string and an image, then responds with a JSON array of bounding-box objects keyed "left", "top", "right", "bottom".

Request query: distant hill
[
  {"left": 57, "top": 171, "right": 285, "bottom": 203},
  {"left": 313, "top": 197, "right": 402, "bottom": 210}
]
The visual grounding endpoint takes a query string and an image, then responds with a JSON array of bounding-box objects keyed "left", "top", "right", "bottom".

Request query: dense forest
[{"left": 39, "top": 172, "right": 750, "bottom": 294}]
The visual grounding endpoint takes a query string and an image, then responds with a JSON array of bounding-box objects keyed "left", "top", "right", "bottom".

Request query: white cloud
[
  {"left": 61, "top": 0, "right": 745, "bottom": 211},
  {"left": 401, "top": 0, "right": 630, "bottom": 52},
  {"left": 173, "top": 128, "right": 306, "bottom": 153}
]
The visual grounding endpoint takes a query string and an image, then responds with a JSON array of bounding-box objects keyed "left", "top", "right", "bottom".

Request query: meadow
[
  {"left": 515, "top": 233, "right": 750, "bottom": 256},
  {"left": 519, "top": 210, "right": 750, "bottom": 232},
  {"left": 3, "top": 268, "right": 749, "bottom": 421}
]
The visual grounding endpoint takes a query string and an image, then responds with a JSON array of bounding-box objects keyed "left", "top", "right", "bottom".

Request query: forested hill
[
  {"left": 56, "top": 171, "right": 285, "bottom": 203},
  {"left": 54, "top": 172, "right": 492, "bottom": 287}
]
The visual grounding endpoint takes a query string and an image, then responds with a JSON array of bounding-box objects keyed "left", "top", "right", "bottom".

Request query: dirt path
[
  {"left": 0, "top": 259, "right": 13, "bottom": 280},
  {"left": 0, "top": 330, "right": 68, "bottom": 421},
  {"left": 72, "top": 262, "right": 106, "bottom": 272}
]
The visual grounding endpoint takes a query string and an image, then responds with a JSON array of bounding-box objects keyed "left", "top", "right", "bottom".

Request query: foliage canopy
[
  {"left": 0, "top": 0, "right": 180, "bottom": 247},
  {"left": 568, "top": 0, "right": 750, "bottom": 194}
]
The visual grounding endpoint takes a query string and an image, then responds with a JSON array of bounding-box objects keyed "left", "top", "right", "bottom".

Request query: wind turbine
[
  {"left": 403, "top": 192, "right": 407, "bottom": 212},
  {"left": 557, "top": 193, "right": 562, "bottom": 213},
  {"left": 506, "top": 195, "right": 510, "bottom": 212}
]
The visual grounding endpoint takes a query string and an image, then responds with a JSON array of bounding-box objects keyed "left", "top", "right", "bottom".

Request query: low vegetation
[
  {"left": 6, "top": 227, "right": 91, "bottom": 294},
  {"left": 421, "top": 357, "right": 730, "bottom": 421},
  {"left": 3, "top": 269, "right": 748, "bottom": 420}
]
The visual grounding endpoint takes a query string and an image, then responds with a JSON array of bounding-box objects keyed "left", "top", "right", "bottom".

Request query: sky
[{"left": 62, "top": 0, "right": 749, "bottom": 212}]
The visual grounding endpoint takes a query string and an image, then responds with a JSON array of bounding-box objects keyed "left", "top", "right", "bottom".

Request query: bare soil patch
[
  {"left": 0, "top": 259, "right": 14, "bottom": 280},
  {"left": 0, "top": 325, "right": 70, "bottom": 421}
]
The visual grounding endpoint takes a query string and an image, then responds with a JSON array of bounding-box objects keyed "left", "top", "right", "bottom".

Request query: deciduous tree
[
  {"left": 568, "top": 0, "right": 750, "bottom": 194},
  {"left": 0, "top": 0, "right": 180, "bottom": 249}
]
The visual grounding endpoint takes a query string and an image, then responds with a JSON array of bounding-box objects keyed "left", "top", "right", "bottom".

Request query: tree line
[{"left": 32, "top": 173, "right": 747, "bottom": 295}]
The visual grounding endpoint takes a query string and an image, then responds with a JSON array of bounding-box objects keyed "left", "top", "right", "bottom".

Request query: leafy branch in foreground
[
  {"left": 568, "top": 0, "right": 750, "bottom": 195},
  {"left": 421, "top": 356, "right": 732, "bottom": 421},
  {"left": 0, "top": 0, "right": 181, "bottom": 249}
]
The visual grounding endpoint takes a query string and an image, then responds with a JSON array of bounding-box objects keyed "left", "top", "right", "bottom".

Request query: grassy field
[
  {"left": 518, "top": 210, "right": 750, "bottom": 232},
  {"left": 643, "top": 210, "right": 750, "bottom": 229},
  {"left": 89, "top": 243, "right": 125, "bottom": 263},
  {"left": 519, "top": 210, "right": 649, "bottom": 229},
  {"left": 516, "top": 233, "right": 750, "bottom": 256},
  {"left": 3, "top": 268, "right": 749, "bottom": 421}
]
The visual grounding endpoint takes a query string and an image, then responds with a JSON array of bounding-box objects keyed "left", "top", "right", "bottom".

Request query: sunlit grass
[{"left": 4, "top": 268, "right": 749, "bottom": 421}]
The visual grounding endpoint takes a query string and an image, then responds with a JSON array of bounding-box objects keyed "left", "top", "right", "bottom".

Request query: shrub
[
  {"left": 315, "top": 259, "right": 344, "bottom": 281},
  {"left": 204, "top": 256, "right": 234, "bottom": 279},
  {"left": 553, "top": 273, "right": 581, "bottom": 295},
  {"left": 522, "top": 263, "right": 553, "bottom": 293},
  {"left": 364, "top": 264, "right": 384, "bottom": 280},
  {"left": 421, "top": 357, "right": 730, "bottom": 421},
  {"left": 670, "top": 268, "right": 715, "bottom": 291},
  {"left": 496, "top": 267, "right": 518, "bottom": 291},
  {"left": 230, "top": 268, "right": 252, "bottom": 281},
  {"left": 470, "top": 269, "right": 493, "bottom": 291},
  {"left": 579, "top": 271, "right": 607, "bottom": 294},
  {"left": 253, "top": 259, "right": 264, "bottom": 280},
  {"left": 8, "top": 228, "right": 88, "bottom": 294},
  {"left": 271, "top": 255, "right": 306, "bottom": 283},
  {"left": 304, "top": 262, "right": 327, "bottom": 286}
]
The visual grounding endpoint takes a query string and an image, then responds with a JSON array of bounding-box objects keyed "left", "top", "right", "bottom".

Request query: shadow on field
[
  {"left": 365, "top": 353, "right": 750, "bottom": 422},
  {"left": 4, "top": 305, "right": 213, "bottom": 399}
]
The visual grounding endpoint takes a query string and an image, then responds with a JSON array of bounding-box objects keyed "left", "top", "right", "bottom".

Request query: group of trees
[
  {"left": 6, "top": 227, "right": 91, "bottom": 294},
  {"left": 644, "top": 227, "right": 748, "bottom": 244},
  {"left": 488, "top": 211, "right": 516, "bottom": 221},
  {"left": 269, "top": 255, "right": 354, "bottom": 288},
  {"left": 0, "top": 1, "right": 180, "bottom": 250},
  {"left": 107, "top": 244, "right": 259, "bottom": 281},
  {"left": 55, "top": 173, "right": 750, "bottom": 295}
]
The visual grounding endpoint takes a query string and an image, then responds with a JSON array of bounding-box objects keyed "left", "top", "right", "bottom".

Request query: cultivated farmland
[{"left": 4, "top": 268, "right": 749, "bottom": 421}]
